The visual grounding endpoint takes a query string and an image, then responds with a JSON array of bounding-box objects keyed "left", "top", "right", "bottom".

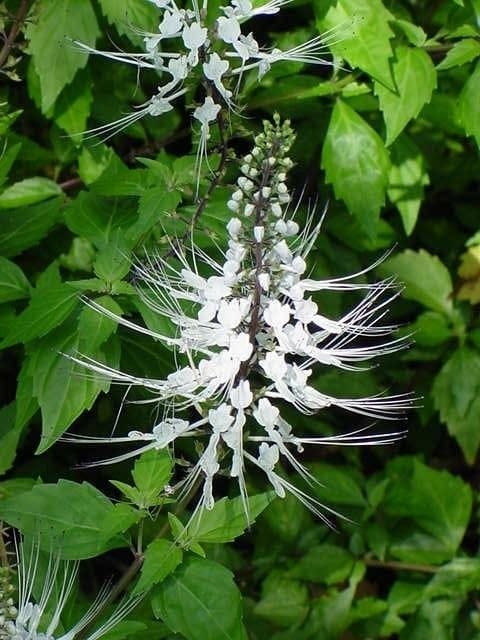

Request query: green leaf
[
  {"left": 0, "top": 257, "right": 31, "bottom": 302},
  {"left": 310, "top": 463, "right": 366, "bottom": 507},
  {"left": 254, "top": 571, "right": 309, "bottom": 628},
  {"left": 133, "top": 188, "right": 182, "bottom": 244},
  {"left": 411, "top": 311, "right": 452, "bottom": 347},
  {"left": 0, "top": 177, "right": 62, "bottom": 209},
  {"left": 0, "top": 479, "right": 139, "bottom": 559},
  {"left": 0, "top": 142, "right": 22, "bottom": 187},
  {"left": 316, "top": 0, "right": 395, "bottom": 89},
  {"left": 0, "top": 402, "right": 25, "bottom": 476},
  {"left": 31, "top": 328, "right": 120, "bottom": 452},
  {"left": 151, "top": 557, "right": 247, "bottom": 640},
  {"left": 93, "top": 235, "right": 131, "bottom": 282},
  {"left": 399, "top": 600, "right": 461, "bottom": 640},
  {"left": 322, "top": 100, "right": 390, "bottom": 235},
  {"left": 384, "top": 457, "right": 472, "bottom": 563},
  {"left": 1, "top": 284, "right": 79, "bottom": 348},
  {"left": 132, "top": 449, "right": 173, "bottom": 501},
  {"left": 459, "top": 61, "right": 480, "bottom": 147},
  {"left": 26, "top": 0, "right": 100, "bottom": 112},
  {"left": 0, "top": 197, "right": 62, "bottom": 257},
  {"left": 182, "top": 493, "right": 274, "bottom": 545},
  {"left": 425, "top": 557, "right": 480, "bottom": 599},
  {"left": 77, "top": 295, "right": 121, "bottom": 350},
  {"left": 378, "top": 250, "right": 453, "bottom": 316},
  {"left": 133, "top": 539, "right": 182, "bottom": 595},
  {"left": 97, "top": 0, "right": 158, "bottom": 41},
  {"left": 433, "top": 347, "right": 480, "bottom": 464},
  {"left": 288, "top": 544, "right": 355, "bottom": 585},
  {"left": 437, "top": 38, "right": 480, "bottom": 70},
  {"left": 387, "top": 134, "right": 429, "bottom": 234},
  {"left": 54, "top": 69, "right": 93, "bottom": 141},
  {"left": 375, "top": 47, "right": 436, "bottom": 146}
]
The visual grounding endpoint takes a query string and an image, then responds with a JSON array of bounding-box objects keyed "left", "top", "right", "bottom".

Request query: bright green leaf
[
  {"left": 26, "top": 0, "right": 100, "bottom": 112},
  {"left": 437, "top": 38, "right": 480, "bottom": 70},
  {"left": 78, "top": 295, "right": 121, "bottom": 350},
  {"left": 151, "top": 557, "right": 247, "bottom": 640},
  {"left": 375, "top": 47, "right": 436, "bottom": 146},
  {"left": 322, "top": 100, "right": 390, "bottom": 235},
  {"left": 378, "top": 249, "right": 453, "bottom": 316},
  {"left": 433, "top": 347, "right": 480, "bottom": 464},
  {"left": 459, "top": 61, "right": 480, "bottom": 147},
  {"left": 132, "top": 449, "right": 173, "bottom": 499},
  {"left": 0, "top": 177, "right": 62, "bottom": 209},
  {"left": 54, "top": 69, "right": 93, "bottom": 141},
  {"left": 387, "top": 134, "right": 429, "bottom": 234},
  {"left": 97, "top": 0, "right": 158, "bottom": 41},
  {"left": 133, "top": 539, "right": 182, "bottom": 594},
  {"left": 0, "top": 257, "right": 31, "bottom": 303}
]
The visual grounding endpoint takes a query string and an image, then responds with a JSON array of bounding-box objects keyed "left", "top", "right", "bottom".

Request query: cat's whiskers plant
[
  {"left": 65, "top": 115, "right": 414, "bottom": 526},
  {"left": 0, "top": 537, "right": 140, "bottom": 640}
]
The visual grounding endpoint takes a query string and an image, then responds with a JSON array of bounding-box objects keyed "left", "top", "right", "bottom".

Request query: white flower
[
  {"left": 68, "top": 116, "right": 413, "bottom": 525},
  {"left": 0, "top": 538, "right": 139, "bottom": 640}
]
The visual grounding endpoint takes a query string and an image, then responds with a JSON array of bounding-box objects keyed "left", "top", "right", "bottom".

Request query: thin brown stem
[
  {"left": 0, "top": 0, "right": 30, "bottom": 70},
  {"left": 364, "top": 556, "right": 438, "bottom": 574}
]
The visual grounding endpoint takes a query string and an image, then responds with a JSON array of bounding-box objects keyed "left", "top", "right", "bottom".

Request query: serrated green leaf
[
  {"left": 151, "top": 557, "right": 247, "bottom": 640},
  {"left": 93, "top": 235, "right": 131, "bottom": 282},
  {"left": 411, "top": 311, "right": 452, "bottom": 347},
  {"left": 310, "top": 463, "right": 366, "bottom": 508},
  {"left": 316, "top": 0, "right": 395, "bottom": 89},
  {"left": 459, "top": 60, "right": 480, "bottom": 147},
  {"left": 0, "top": 197, "right": 62, "bottom": 257},
  {"left": 1, "top": 284, "right": 79, "bottom": 348},
  {"left": 0, "top": 257, "right": 31, "bottom": 303},
  {"left": 32, "top": 329, "right": 120, "bottom": 452},
  {"left": 133, "top": 539, "right": 182, "bottom": 595},
  {"left": 133, "top": 188, "right": 182, "bottom": 244},
  {"left": 384, "top": 457, "right": 472, "bottom": 563},
  {"left": 387, "top": 134, "right": 429, "bottom": 234},
  {"left": 437, "top": 38, "right": 480, "bottom": 70},
  {"left": 0, "top": 177, "right": 62, "bottom": 209},
  {"left": 322, "top": 100, "right": 390, "bottom": 235},
  {"left": 78, "top": 295, "right": 121, "bottom": 350},
  {"left": 433, "top": 347, "right": 480, "bottom": 464},
  {"left": 132, "top": 449, "right": 173, "bottom": 500},
  {"left": 0, "top": 479, "right": 138, "bottom": 559},
  {"left": 393, "top": 19, "right": 427, "bottom": 47},
  {"left": 183, "top": 493, "right": 274, "bottom": 545},
  {"left": 378, "top": 249, "right": 453, "bottom": 316},
  {"left": 54, "top": 69, "right": 93, "bottom": 141},
  {"left": 375, "top": 47, "right": 436, "bottom": 146},
  {"left": 97, "top": 0, "right": 158, "bottom": 41},
  {"left": 26, "top": 0, "right": 100, "bottom": 112},
  {"left": 254, "top": 571, "right": 309, "bottom": 628}
]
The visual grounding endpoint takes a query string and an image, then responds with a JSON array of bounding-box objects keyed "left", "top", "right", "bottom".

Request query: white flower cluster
[
  {"left": 0, "top": 540, "right": 138, "bottom": 640},
  {"left": 77, "top": 0, "right": 335, "bottom": 142},
  {"left": 69, "top": 116, "right": 413, "bottom": 524}
]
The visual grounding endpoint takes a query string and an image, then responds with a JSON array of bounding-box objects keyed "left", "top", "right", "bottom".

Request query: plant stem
[
  {"left": 0, "top": 0, "right": 30, "bottom": 70},
  {"left": 364, "top": 556, "right": 438, "bottom": 574}
]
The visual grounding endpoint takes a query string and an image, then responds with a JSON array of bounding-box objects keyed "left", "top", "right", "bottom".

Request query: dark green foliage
[{"left": 1, "top": 0, "right": 480, "bottom": 638}]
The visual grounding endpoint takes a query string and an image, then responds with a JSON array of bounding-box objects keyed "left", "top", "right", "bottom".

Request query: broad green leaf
[
  {"left": 425, "top": 557, "right": 480, "bottom": 600},
  {"left": 384, "top": 457, "right": 472, "bottom": 563},
  {"left": 289, "top": 544, "right": 355, "bottom": 585},
  {"left": 0, "top": 257, "right": 31, "bottom": 303},
  {"left": 133, "top": 539, "right": 182, "bottom": 594},
  {"left": 77, "top": 295, "right": 121, "bottom": 350},
  {"left": 26, "top": 0, "right": 100, "bottom": 112},
  {"left": 97, "top": 0, "right": 158, "bottom": 40},
  {"left": 0, "top": 142, "right": 21, "bottom": 187},
  {"left": 387, "top": 134, "right": 429, "bottom": 234},
  {"left": 310, "top": 463, "right": 366, "bottom": 507},
  {"left": 459, "top": 61, "right": 480, "bottom": 147},
  {"left": 260, "top": 491, "right": 311, "bottom": 544},
  {"left": 31, "top": 327, "right": 120, "bottom": 452},
  {"left": 93, "top": 236, "right": 131, "bottom": 283},
  {"left": 0, "top": 177, "right": 62, "bottom": 209},
  {"left": 378, "top": 249, "right": 453, "bottom": 316},
  {"left": 0, "top": 479, "right": 138, "bottom": 559},
  {"left": 399, "top": 600, "right": 461, "bottom": 640},
  {"left": 0, "top": 403, "right": 25, "bottom": 476},
  {"left": 182, "top": 493, "right": 274, "bottom": 545},
  {"left": 0, "top": 197, "right": 62, "bottom": 257},
  {"left": 14, "top": 356, "right": 39, "bottom": 431},
  {"left": 151, "top": 557, "right": 247, "bottom": 640},
  {"left": 133, "top": 188, "right": 182, "bottom": 244},
  {"left": 316, "top": 0, "right": 395, "bottom": 89},
  {"left": 65, "top": 192, "right": 137, "bottom": 248},
  {"left": 322, "top": 100, "right": 390, "bottom": 235},
  {"left": 393, "top": 19, "right": 427, "bottom": 47},
  {"left": 132, "top": 449, "right": 173, "bottom": 499},
  {"left": 433, "top": 347, "right": 480, "bottom": 464},
  {"left": 1, "top": 284, "right": 79, "bottom": 349},
  {"left": 411, "top": 311, "right": 452, "bottom": 347},
  {"left": 375, "top": 47, "right": 436, "bottom": 146},
  {"left": 254, "top": 571, "right": 309, "bottom": 628},
  {"left": 437, "top": 38, "right": 480, "bottom": 70},
  {"left": 54, "top": 69, "right": 93, "bottom": 141}
]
